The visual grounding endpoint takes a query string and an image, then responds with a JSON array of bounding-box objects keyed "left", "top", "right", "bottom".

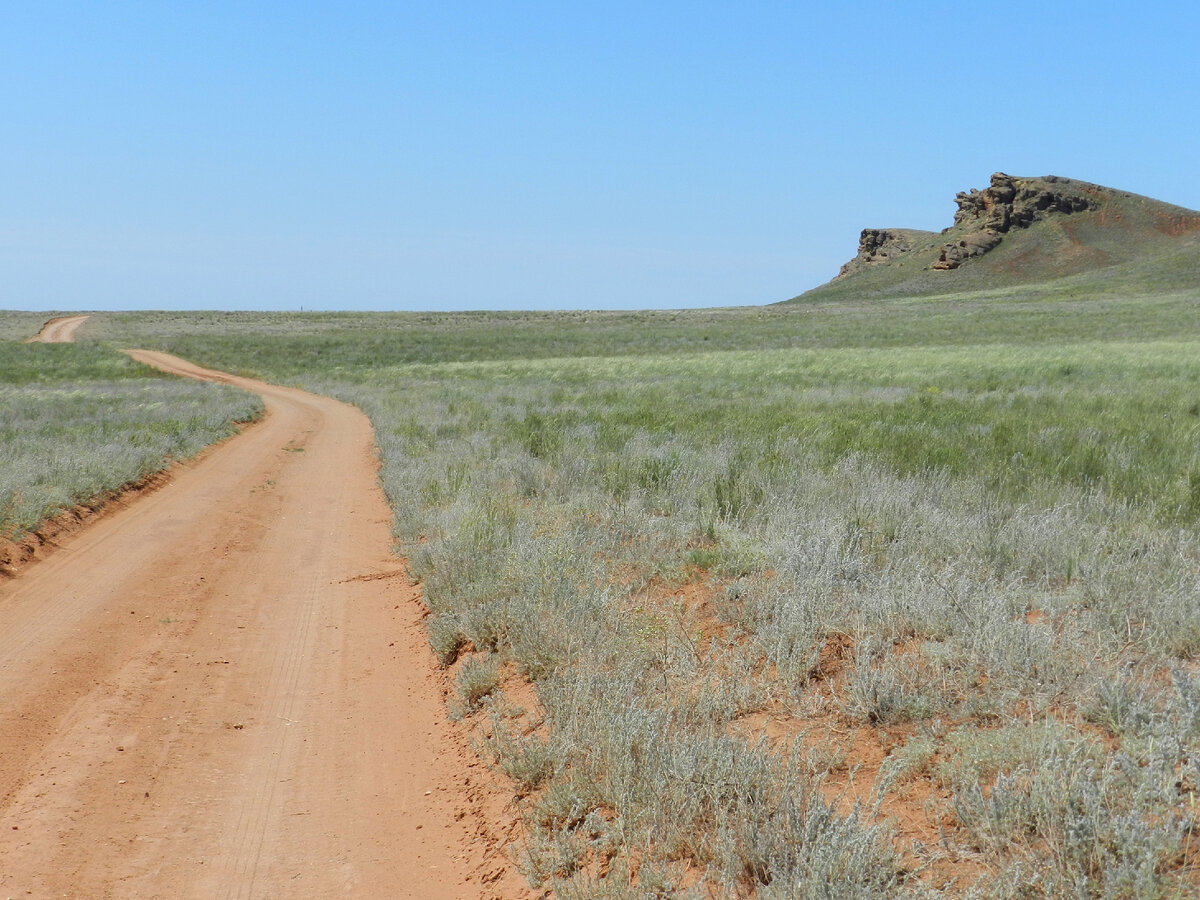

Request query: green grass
[
  {"left": 72, "top": 290, "right": 1200, "bottom": 896},
  {"left": 0, "top": 311, "right": 73, "bottom": 342},
  {"left": 86, "top": 286, "right": 1200, "bottom": 369},
  {"left": 373, "top": 339, "right": 1200, "bottom": 520},
  {"left": 0, "top": 340, "right": 262, "bottom": 538}
]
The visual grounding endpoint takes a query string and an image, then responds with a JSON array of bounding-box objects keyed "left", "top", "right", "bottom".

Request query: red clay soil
[
  {"left": 23, "top": 314, "right": 91, "bottom": 343},
  {"left": 0, "top": 472, "right": 174, "bottom": 577},
  {"left": 0, "top": 349, "right": 536, "bottom": 899}
]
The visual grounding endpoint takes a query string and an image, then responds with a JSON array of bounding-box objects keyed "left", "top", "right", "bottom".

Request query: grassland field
[
  {"left": 0, "top": 337, "right": 262, "bottom": 541},
  {"left": 8, "top": 281, "right": 1200, "bottom": 897},
  {"left": 0, "top": 311, "right": 69, "bottom": 342}
]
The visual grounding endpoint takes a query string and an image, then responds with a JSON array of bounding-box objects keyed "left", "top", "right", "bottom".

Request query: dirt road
[
  {"left": 0, "top": 350, "right": 532, "bottom": 899},
  {"left": 23, "top": 314, "right": 91, "bottom": 343}
]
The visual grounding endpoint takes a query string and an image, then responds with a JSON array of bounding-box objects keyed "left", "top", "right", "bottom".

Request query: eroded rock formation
[
  {"left": 932, "top": 172, "right": 1092, "bottom": 269},
  {"left": 837, "top": 229, "right": 925, "bottom": 279}
]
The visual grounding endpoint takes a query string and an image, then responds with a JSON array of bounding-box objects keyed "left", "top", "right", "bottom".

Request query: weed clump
[{"left": 455, "top": 654, "right": 501, "bottom": 710}]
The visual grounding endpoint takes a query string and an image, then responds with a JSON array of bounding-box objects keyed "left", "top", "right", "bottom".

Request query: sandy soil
[
  {"left": 24, "top": 315, "right": 91, "bottom": 343},
  {"left": 0, "top": 349, "right": 535, "bottom": 899}
]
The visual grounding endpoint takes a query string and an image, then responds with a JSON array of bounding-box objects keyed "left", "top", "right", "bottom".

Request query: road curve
[
  {"left": 24, "top": 314, "right": 91, "bottom": 343},
  {"left": 0, "top": 350, "right": 530, "bottom": 899}
]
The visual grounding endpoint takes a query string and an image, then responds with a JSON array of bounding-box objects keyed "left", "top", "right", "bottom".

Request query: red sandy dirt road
[
  {"left": 0, "top": 347, "right": 535, "bottom": 899},
  {"left": 23, "top": 315, "right": 91, "bottom": 343}
]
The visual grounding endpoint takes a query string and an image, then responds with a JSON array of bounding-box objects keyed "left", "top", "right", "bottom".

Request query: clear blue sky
[{"left": 4, "top": 2, "right": 1198, "bottom": 311}]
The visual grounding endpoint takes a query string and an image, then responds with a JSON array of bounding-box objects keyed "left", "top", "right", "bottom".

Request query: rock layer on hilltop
[
  {"left": 837, "top": 228, "right": 934, "bottom": 278},
  {"left": 796, "top": 172, "right": 1200, "bottom": 301},
  {"left": 932, "top": 173, "right": 1092, "bottom": 270}
]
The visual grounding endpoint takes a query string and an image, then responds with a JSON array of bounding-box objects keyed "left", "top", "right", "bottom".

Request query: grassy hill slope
[{"left": 791, "top": 173, "right": 1200, "bottom": 302}]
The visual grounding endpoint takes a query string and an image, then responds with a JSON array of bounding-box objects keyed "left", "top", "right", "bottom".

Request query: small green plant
[
  {"left": 843, "top": 639, "right": 944, "bottom": 725},
  {"left": 427, "top": 613, "right": 467, "bottom": 666},
  {"left": 934, "top": 720, "right": 1090, "bottom": 788},
  {"left": 455, "top": 654, "right": 501, "bottom": 710},
  {"left": 882, "top": 734, "right": 937, "bottom": 783},
  {"left": 482, "top": 712, "right": 555, "bottom": 794}
]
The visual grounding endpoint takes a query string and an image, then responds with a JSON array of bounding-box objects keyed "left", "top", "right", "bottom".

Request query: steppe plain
[{"left": 4, "top": 175, "right": 1200, "bottom": 897}]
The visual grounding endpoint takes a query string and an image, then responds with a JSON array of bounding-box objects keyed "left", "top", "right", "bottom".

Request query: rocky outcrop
[
  {"left": 932, "top": 173, "right": 1092, "bottom": 269},
  {"left": 837, "top": 229, "right": 927, "bottom": 279},
  {"left": 931, "top": 229, "right": 1004, "bottom": 270},
  {"left": 800, "top": 172, "right": 1200, "bottom": 302}
]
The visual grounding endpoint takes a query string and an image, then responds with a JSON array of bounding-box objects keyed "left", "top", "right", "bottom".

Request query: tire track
[{"left": 24, "top": 314, "right": 90, "bottom": 343}]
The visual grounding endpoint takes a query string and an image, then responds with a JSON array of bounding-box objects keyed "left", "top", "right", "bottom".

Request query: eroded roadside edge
[{"left": 3, "top": 323, "right": 264, "bottom": 578}]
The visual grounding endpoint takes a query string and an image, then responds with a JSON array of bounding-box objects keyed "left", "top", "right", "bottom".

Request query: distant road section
[{"left": 24, "top": 314, "right": 91, "bottom": 343}]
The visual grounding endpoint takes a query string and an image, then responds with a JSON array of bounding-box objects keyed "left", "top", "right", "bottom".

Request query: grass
[
  {"left": 0, "top": 339, "right": 262, "bottom": 539},
  {"left": 70, "top": 289, "right": 1200, "bottom": 896},
  {"left": 0, "top": 311, "right": 73, "bottom": 342},
  {"left": 86, "top": 285, "right": 1200, "bottom": 366}
]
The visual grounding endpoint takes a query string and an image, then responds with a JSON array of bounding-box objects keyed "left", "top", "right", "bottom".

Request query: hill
[{"left": 791, "top": 172, "right": 1200, "bottom": 302}]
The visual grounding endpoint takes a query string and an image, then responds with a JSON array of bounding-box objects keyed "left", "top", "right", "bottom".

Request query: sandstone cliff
[
  {"left": 837, "top": 228, "right": 934, "bottom": 279},
  {"left": 932, "top": 173, "right": 1092, "bottom": 269}
]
